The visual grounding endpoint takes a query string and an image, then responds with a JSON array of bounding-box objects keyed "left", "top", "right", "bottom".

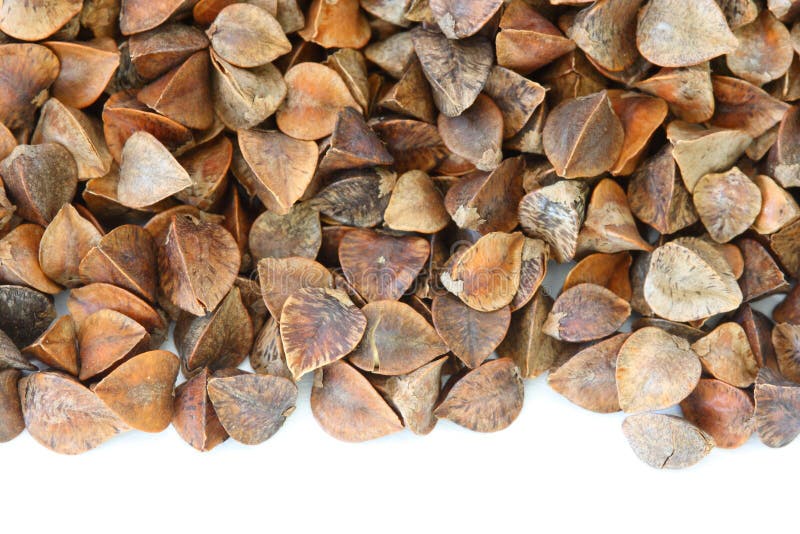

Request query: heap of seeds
[{"left": 1, "top": 0, "right": 800, "bottom": 468}]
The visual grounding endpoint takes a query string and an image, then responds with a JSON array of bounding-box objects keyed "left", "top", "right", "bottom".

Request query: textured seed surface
[
  {"left": 622, "top": 413, "right": 715, "bottom": 469},
  {"left": 21, "top": 372, "right": 128, "bottom": 455},
  {"left": 434, "top": 358, "right": 524, "bottom": 433},
  {"left": 311, "top": 360, "right": 403, "bottom": 442},
  {"left": 280, "top": 287, "right": 367, "bottom": 379},
  {"left": 207, "top": 373, "right": 297, "bottom": 445},
  {"left": 616, "top": 327, "right": 702, "bottom": 413}
]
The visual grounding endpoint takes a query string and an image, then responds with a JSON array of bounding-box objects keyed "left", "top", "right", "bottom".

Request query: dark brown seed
[
  {"left": 159, "top": 215, "right": 240, "bottom": 316},
  {"left": 22, "top": 315, "right": 78, "bottom": 375},
  {"left": 250, "top": 317, "right": 292, "bottom": 380},
  {"left": 627, "top": 145, "right": 698, "bottom": 234},
  {"left": 432, "top": 294, "right": 510, "bottom": 369},
  {"left": 0, "top": 143, "right": 79, "bottom": 227},
  {"left": 311, "top": 168, "right": 395, "bottom": 228},
  {"left": 496, "top": 290, "right": 563, "bottom": 378},
  {"left": 20, "top": 371, "right": 128, "bottom": 455},
  {"left": 67, "top": 283, "right": 167, "bottom": 346},
  {"left": 38, "top": 204, "right": 101, "bottom": 289},
  {"left": 78, "top": 309, "right": 150, "bottom": 381},
  {"left": 248, "top": 203, "right": 321, "bottom": 262},
  {"left": 754, "top": 367, "right": 800, "bottom": 447},
  {"left": 543, "top": 283, "right": 630, "bottom": 342},
  {"left": 311, "top": 359, "right": 403, "bottom": 442},
  {"left": 543, "top": 91, "right": 624, "bottom": 179},
  {"left": 371, "top": 118, "right": 449, "bottom": 173},
  {"left": 444, "top": 157, "right": 525, "bottom": 234},
  {"left": 692, "top": 322, "right": 758, "bottom": 388},
  {"left": 563, "top": 252, "right": 632, "bottom": 301},
  {"left": 340, "top": 229, "right": 429, "bottom": 303},
  {"left": 735, "top": 304, "right": 779, "bottom": 370},
  {"left": 0, "top": 327, "right": 35, "bottom": 372},
  {"left": 622, "top": 413, "right": 714, "bottom": 469},
  {"left": 411, "top": 26, "right": 493, "bottom": 117},
  {"left": 773, "top": 323, "right": 800, "bottom": 383},
  {"left": 0, "top": 369, "right": 23, "bottom": 442},
  {"left": 280, "top": 287, "right": 367, "bottom": 379},
  {"left": 434, "top": 358, "right": 524, "bottom": 433},
  {"left": 616, "top": 327, "right": 702, "bottom": 413},
  {"left": 78, "top": 225, "right": 157, "bottom": 303},
  {"left": 644, "top": 239, "right": 743, "bottom": 322},
  {"left": 737, "top": 238, "right": 789, "bottom": 302},
  {"left": 371, "top": 356, "right": 446, "bottom": 436},
  {"left": 680, "top": 378, "right": 754, "bottom": 449},
  {"left": 175, "top": 287, "right": 254, "bottom": 376},
  {"left": 0, "top": 285, "right": 56, "bottom": 349},
  {"left": 548, "top": 333, "right": 630, "bottom": 413},
  {"left": 636, "top": 0, "right": 737, "bottom": 67},
  {"left": 518, "top": 180, "right": 588, "bottom": 263},
  {"left": 93, "top": 350, "right": 179, "bottom": 432},
  {"left": 207, "top": 372, "right": 297, "bottom": 445},
  {"left": 348, "top": 300, "right": 448, "bottom": 375},
  {"left": 172, "top": 368, "right": 228, "bottom": 452},
  {"left": 319, "top": 107, "right": 393, "bottom": 176}
]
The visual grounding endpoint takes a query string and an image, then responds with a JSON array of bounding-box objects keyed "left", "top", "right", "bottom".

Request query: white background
[{"left": 1, "top": 264, "right": 797, "bottom": 533}]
